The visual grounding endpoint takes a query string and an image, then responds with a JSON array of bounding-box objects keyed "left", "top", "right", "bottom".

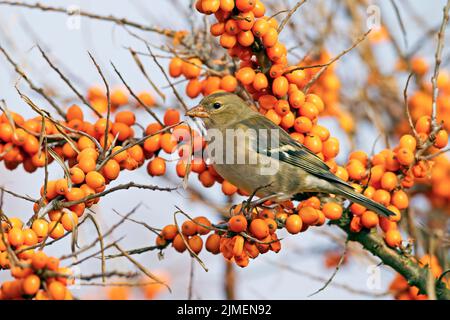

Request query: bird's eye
[{"left": 213, "top": 102, "right": 222, "bottom": 110}]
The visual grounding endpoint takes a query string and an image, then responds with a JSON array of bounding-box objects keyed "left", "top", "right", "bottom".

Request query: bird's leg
[{"left": 241, "top": 184, "right": 273, "bottom": 218}]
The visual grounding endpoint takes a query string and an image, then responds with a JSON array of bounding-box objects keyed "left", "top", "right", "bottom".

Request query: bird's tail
[{"left": 336, "top": 186, "right": 394, "bottom": 217}]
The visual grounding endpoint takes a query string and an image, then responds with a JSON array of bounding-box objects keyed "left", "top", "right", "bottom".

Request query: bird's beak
[{"left": 185, "top": 105, "right": 209, "bottom": 118}]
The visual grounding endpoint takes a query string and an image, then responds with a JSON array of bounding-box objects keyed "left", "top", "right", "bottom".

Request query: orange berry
[
  {"left": 229, "top": 215, "right": 248, "bottom": 233},
  {"left": 169, "top": 57, "right": 183, "bottom": 78},
  {"left": 164, "top": 109, "right": 180, "bottom": 127},
  {"left": 272, "top": 76, "right": 289, "bottom": 98},
  {"left": 222, "top": 180, "right": 238, "bottom": 195},
  {"left": 48, "top": 221, "right": 65, "bottom": 239},
  {"left": 303, "top": 134, "right": 322, "bottom": 153},
  {"left": 186, "top": 235, "right": 202, "bottom": 255},
  {"left": 8, "top": 227, "right": 24, "bottom": 247},
  {"left": 182, "top": 58, "right": 202, "bottom": 79},
  {"left": 361, "top": 211, "right": 379, "bottom": 229},
  {"left": 236, "top": 67, "right": 256, "bottom": 85},
  {"left": 61, "top": 212, "right": 78, "bottom": 231},
  {"left": 67, "top": 104, "right": 84, "bottom": 121},
  {"left": 322, "top": 202, "right": 343, "bottom": 220},
  {"left": 31, "top": 251, "right": 48, "bottom": 270},
  {"left": 285, "top": 214, "right": 302, "bottom": 234},
  {"left": 396, "top": 148, "right": 415, "bottom": 166},
  {"left": 205, "top": 234, "right": 221, "bottom": 254},
  {"left": 391, "top": 190, "right": 409, "bottom": 210},
  {"left": 399, "top": 134, "right": 417, "bottom": 152},
  {"left": 262, "top": 27, "right": 278, "bottom": 47},
  {"left": 48, "top": 281, "right": 66, "bottom": 300},
  {"left": 172, "top": 234, "right": 187, "bottom": 253},
  {"left": 55, "top": 179, "right": 69, "bottom": 195},
  {"left": 194, "top": 216, "right": 212, "bottom": 235},
  {"left": 373, "top": 189, "right": 391, "bottom": 207},
  {"left": 385, "top": 229, "right": 402, "bottom": 247},
  {"left": 380, "top": 172, "right": 398, "bottom": 191},
  {"left": 32, "top": 219, "right": 49, "bottom": 238},
  {"left": 115, "top": 111, "right": 135, "bottom": 126},
  {"left": 220, "top": 75, "right": 238, "bottom": 92},
  {"left": 415, "top": 115, "right": 431, "bottom": 134},
  {"left": 22, "top": 274, "right": 41, "bottom": 296},
  {"left": 434, "top": 129, "right": 448, "bottom": 148},
  {"left": 298, "top": 206, "right": 319, "bottom": 225},
  {"left": 181, "top": 220, "right": 197, "bottom": 237},
  {"left": 253, "top": 72, "right": 269, "bottom": 91},
  {"left": 102, "top": 159, "right": 120, "bottom": 180},
  {"left": 147, "top": 157, "right": 166, "bottom": 176},
  {"left": 249, "top": 219, "right": 269, "bottom": 240}
]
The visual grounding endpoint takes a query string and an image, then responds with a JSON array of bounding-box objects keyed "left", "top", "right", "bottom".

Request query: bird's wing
[{"left": 237, "top": 114, "right": 353, "bottom": 189}]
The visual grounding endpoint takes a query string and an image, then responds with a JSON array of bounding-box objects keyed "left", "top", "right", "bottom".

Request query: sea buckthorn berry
[
  {"left": 222, "top": 180, "right": 238, "bottom": 195},
  {"left": 236, "top": 67, "right": 256, "bottom": 85},
  {"left": 262, "top": 28, "right": 278, "bottom": 47},
  {"left": 381, "top": 172, "right": 398, "bottom": 191},
  {"left": 299, "top": 206, "right": 319, "bottom": 225},
  {"left": 161, "top": 225, "right": 178, "bottom": 241},
  {"left": 373, "top": 189, "right": 391, "bottom": 207},
  {"left": 236, "top": 0, "right": 255, "bottom": 11},
  {"left": 434, "top": 129, "right": 448, "bottom": 148},
  {"left": 399, "top": 134, "right": 417, "bottom": 151},
  {"left": 115, "top": 111, "right": 135, "bottom": 126},
  {"left": 32, "top": 219, "right": 49, "bottom": 238},
  {"left": 274, "top": 100, "right": 290, "bottom": 116},
  {"left": 61, "top": 212, "right": 79, "bottom": 231},
  {"left": 206, "top": 234, "right": 221, "bottom": 254},
  {"left": 181, "top": 220, "right": 197, "bottom": 237},
  {"left": 387, "top": 205, "right": 401, "bottom": 222},
  {"left": 322, "top": 202, "right": 343, "bottom": 220},
  {"left": 48, "top": 221, "right": 65, "bottom": 239},
  {"left": 147, "top": 157, "right": 166, "bottom": 176},
  {"left": 210, "top": 22, "right": 225, "bottom": 36},
  {"left": 67, "top": 104, "right": 84, "bottom": 121},
  {"left": 346, "top": 159, "right": 366, "bottom": 181},
  {"left": 182, "top": 58, "right": 202, "bottom": 79},
  {"left": 415, "top": 115, "right": 431, "bottom": 134},
  {"left": 22, "top": 274, "right": 40, "bottom": 296},
  {"left": 303, "top": 135, "right": 322, "bottom": 154},
  {"left": 8, "top": 227, "right": 24, "bottom": 247},
  {"left": 31, "top": 251, "right": 48, "bottom": 270},
  {"left": 272, "top": 76, "right": 289, "bottom": 98},
  {"left": 294, "top": 116, "right": 312, "bottom": 133},
  {"left": 361, "top": 211, "right": 379, "bottom": 229},
  {"left": 396, "top": 148, "right": 415, "bottom": 166},
  {"left": 249, "top": 219, "right": 269, "bottom": 239},
  {"left": 391, "top": 190, "right": 409, "bottom": 210},
  {"left": 55, "top": 179, "right": 69, "bottom": 195},
  {"left": 322, "top": 137, "right": 340, "bottom": 159},
  {"left": 188, "top": 235, "right": 203, "bottom": 254},
  {"left": 194, "top": 216, "right": 212, "bottom": 235},
  {"left": 229, "top": 215, "right": 248, "bottom": 233},
  {"left": 285, "top": 214, "right": 302, "bottom": 234},
  {"left": 253, "top": 73, "right": 268, "bottom": 91},
  {"left": 169, "top": 57, "right": 183, "bottom": 78},
  {"left": 299, "top": 102, "right": 319, "bottom": 120},
  {"left": 220, "top": 75, "right": 238, "bottom": 92},
  {"left": 164, "top": 109, "right": 180, "bottom": 127},
  {"left": 48, "top": 281, "right": 66, "bottom": 300},
  {"left": 86, "top": 171, "right": 105, "bottom": 189},
  {"left": 173, "top": 234, "right": 187, "bottom": 253},
  {"left": 103, "top": 159, "right": 120, "bottom": 180},
  {"left": 385, "top": 229, "right": 402, "bottom": 247},
  {"left": 237, "top": 11, "right": 255, "bottom": 31},
  {"left": 237, "top": 30, "right": 255, "bottom": 47},
  {"left": 252, "top": 19, "right": 269, "bottom": 37},
  {"left": 289, "top": 90, "right": 305, "bottom": 109},
  {"left": 258, "top": 95, "right": 277, "bottom": 109}
]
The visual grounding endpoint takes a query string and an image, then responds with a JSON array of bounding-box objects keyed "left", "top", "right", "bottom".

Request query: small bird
[{"left": 186, "top": 92, "right": 393, "bottom": 217}]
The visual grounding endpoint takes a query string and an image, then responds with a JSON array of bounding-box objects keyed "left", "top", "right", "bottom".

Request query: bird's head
[{"left": 185, "top": 92, "right": 251, "bottom": 128}]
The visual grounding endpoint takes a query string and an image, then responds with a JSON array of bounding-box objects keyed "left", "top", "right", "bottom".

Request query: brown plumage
[{"left": 186, "top": 92, "right": 394, "bottom": 217}]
